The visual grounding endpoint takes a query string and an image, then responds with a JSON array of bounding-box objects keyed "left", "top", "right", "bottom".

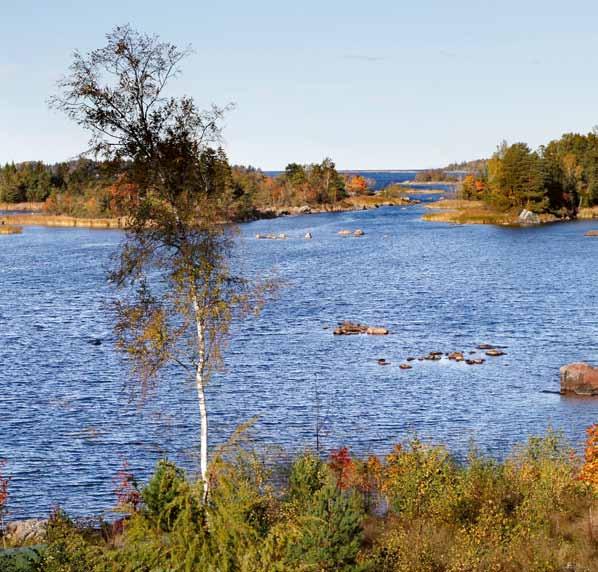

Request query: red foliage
[
  {"left": 0, "top": 460, "right": 9, "bottom": 514},
  {"left": 109, "top": 179, "right": 139, "bottom": 216},
  {"left": 113, "top": 461, "right": 142, "bottom": 513},
  {"left": 329, "top": 447, "right": 354, "bottom": 490}
]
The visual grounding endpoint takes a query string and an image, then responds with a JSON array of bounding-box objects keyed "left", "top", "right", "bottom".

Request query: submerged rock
[{"left": 560, "top": 363, "right": 598, "bottom": 396}]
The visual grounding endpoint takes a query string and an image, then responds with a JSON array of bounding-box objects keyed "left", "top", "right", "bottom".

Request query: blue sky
[{"left": 1, "top": 0, "right": 598, "bottom": 169}]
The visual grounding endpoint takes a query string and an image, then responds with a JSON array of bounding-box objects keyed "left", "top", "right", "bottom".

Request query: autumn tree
[
  {"left": 487, "top": 142, "right": 547, "bottom": 212},
  {"left": 51, "top": 25, "right": 271, "bottom": 498}
]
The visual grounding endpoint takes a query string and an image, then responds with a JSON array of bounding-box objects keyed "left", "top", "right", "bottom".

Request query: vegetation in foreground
[{"left": 1, "top": 429, "right": 597, "bottom": 571}]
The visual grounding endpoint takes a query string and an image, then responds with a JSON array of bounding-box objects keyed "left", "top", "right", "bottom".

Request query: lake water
[{"left": 1, "top": 200, "right": 597, "bottom": 518}]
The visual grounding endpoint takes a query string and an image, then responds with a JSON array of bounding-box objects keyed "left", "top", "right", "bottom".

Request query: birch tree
[{"left": 51, "top": 25, "right": 270, "bottom": 498}]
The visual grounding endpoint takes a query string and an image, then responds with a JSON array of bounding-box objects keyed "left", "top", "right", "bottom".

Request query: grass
[
  {"left": 0, "top": 202, "right": 45, "bottom": 212},
  {"left": 0, "top": 214, "right": 126, "bottom": 229},
  {"left": 345, "top": 194, "right": 413, "bottom": 208},
  {"left": 579, "top": 206, "right": 598, "bottom": 219},
  {"left": 422, "top": 199, "right": 517, "bottom": 225},
  {"left": 0, "top": 224, "right": 23, "bottom": 235}
]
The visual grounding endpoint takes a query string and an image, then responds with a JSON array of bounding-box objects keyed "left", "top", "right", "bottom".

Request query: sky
[{"left": 2, "top": 0, "right": 598, "bottom": 169}]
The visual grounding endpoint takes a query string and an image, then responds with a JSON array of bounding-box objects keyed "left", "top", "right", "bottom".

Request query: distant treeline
[
  {"left": 0, "top": 155, "right": 377, "bottom": 219},
  {"left": 459, "top": 131, "right": 598, "bottom": 214}
]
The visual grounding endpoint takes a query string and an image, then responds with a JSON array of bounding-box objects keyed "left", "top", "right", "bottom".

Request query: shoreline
[
  {"left": 0, "top": 196, "right": 421, "bottom": 230},
  {"left": 422, "top": 199, "right": 598, "bottom": 226}
]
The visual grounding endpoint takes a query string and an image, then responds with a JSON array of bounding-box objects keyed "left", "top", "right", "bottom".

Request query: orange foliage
[
  {"left": 345, "top": 175, "right": 370, "bottom": 196},
  {"left": 109, "top": 180, "right": 139, "bottom": 216},
  {"left": 579, "top": 424, "right": 598, "bottom": 489}
]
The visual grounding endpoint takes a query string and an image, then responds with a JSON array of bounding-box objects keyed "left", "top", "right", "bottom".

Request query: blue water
[
  {"left": 1, "top": 203, "right": 597, "bottom": 518},
  {"left": 265, "top": 170, "right": 421, "bottom": 190}
]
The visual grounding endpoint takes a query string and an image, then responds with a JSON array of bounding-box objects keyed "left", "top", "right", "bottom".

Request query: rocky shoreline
[{"left": 0, "top": 196, "right": 420, "bottom": 230}]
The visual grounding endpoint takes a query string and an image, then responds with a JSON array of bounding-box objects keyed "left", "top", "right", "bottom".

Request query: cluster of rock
[
  {"left": 338, "top": 229, "right": 364, "bottom": 237},
  {"left": 333, "top": 321, "right": 389, "bottom": 336},
  {"left": 560, "top": 363, "right": 598, "bottom": 396},
  {"left": 376, "top": 343, "right": 506, "bottom": 370}
]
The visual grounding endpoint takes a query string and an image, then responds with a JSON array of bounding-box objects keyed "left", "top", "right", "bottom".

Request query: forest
[
  {"left": 0, "top": 157, "right": 377, "bottom": 220},
  {"left": 4, "top": 130, "right": 598, "bottom": 221},
  {"left": 459, "top": 132, "right": 598, "bottom": 215}
]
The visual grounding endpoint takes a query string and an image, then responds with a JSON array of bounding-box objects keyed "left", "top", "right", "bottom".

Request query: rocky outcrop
[
  {"left": 519, "top": 209, "right": 540, "bottom": 224},
  {"left": 560, "top": 363, "right": 598, "bottom": 396},
  {"left": 4, "top": 519, "right": 47, "bottom": 544},
  {"left": 333, "top": 321, "right": 389, "bottom": 335}
]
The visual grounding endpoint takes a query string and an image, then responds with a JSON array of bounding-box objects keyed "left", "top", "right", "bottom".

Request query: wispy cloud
[{"left": 342, "top": 54, "right": 387, "bottom": 62}]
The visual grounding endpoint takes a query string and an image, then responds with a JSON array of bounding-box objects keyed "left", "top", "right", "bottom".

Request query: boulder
[
  {"left": 399, "top": 363, "right": 412, "bottom": 370},
  {"left": 298, "top": 205, "right": 311, "bottom": 214},
  {"left": 519, "top": 209, "right": 540, "bottom": 224},
  {"left": 366, "top": 326, "right": 389, "bottom": 335},
  {"left": 338, "top": 230, "right": 352, "bottom": 236},
  {"left": 560, "top": 363, "right": 598, "bottom": 396},
  {"left": 353, "top": 229, "right": 365, "bottom": 237},
  {"left": 585, "top": 230, "right": 598, "bottom": 237},
  {"left": 377, "top": 358, "right": 390, "bottom": 366},
  {"left": 304, "top": 232, "right": 312, "bottom": 239},
  {"left": 4, "top": 519, "right": 47, "bottom": 544},
  {"left": 448, "top": 351, "right": 464, "bottom": 362}
]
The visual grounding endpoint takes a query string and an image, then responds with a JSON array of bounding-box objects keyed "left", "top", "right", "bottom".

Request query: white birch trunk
[{"left": 192, "top": 293, "right": 209, "bottom": 500}]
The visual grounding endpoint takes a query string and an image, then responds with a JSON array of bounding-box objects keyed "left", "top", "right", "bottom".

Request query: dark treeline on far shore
[{"left": 0, "top": 155, "right": 379, "bottom": 220}]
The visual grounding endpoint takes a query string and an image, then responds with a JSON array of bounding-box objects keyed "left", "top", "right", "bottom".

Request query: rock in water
[
  {"left": 366, "top": 326, "right": 389, "bottom": 335},
  {"left": 485, "top": 349, "right": 505, "bottom": 357},
  {"left": 333, "top": 321, "right": 389, "bottom": 336},
  {"left": 585, "top": 230, "right": 598, "bottom": 237},
  {"left": 338, "top": 229, "right": 352, "bottom": 236},
  {"left": 353, "top": 229, "right": 365, "bottom": 236},
  {"left": 304, "top": 232, "right": 312, "bottom": 239},
  {"left": 560, "top": 363, "right": 598, "bottom": 396}
]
